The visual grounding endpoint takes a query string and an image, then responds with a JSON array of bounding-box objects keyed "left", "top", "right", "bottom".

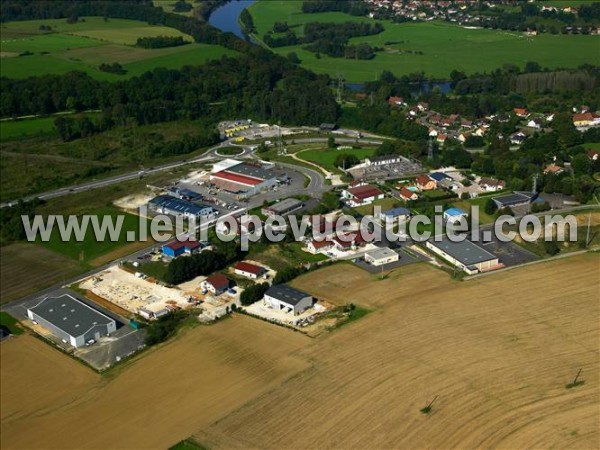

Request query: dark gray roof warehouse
[
  {"left": 27, "top": 294, "right": 117, "bottom": 347},
  {"left": 427, "top": 236, "right": 498, "bottom": 266},
  {"left": 265, "top": 285, "right": 311, "bottom": 306}
]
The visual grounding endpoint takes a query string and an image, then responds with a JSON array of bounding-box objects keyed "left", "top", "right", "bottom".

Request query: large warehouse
[
  {"left": 148, "top": 195, "right": 213, "bottom": 220},
  {"left": 426, "top": 236, "right": 500, "bottom": 274},
  {"left": 27, "top": 294, "right": 117, "bottom": 347},
  {"left": 210, "top": 159, "right": 277, "bottom": 196}
]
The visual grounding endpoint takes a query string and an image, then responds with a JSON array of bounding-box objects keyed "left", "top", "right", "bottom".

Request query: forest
[{"left": 136, "top": 35, "right": 189, "bottom": 49}]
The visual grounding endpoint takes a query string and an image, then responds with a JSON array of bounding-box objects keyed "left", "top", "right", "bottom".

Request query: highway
[{"left": 0, "top": 133, "right": 381, "bottom": 208}]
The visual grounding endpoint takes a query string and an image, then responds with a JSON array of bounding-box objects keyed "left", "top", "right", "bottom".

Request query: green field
[
  {"left": 582, "top": 143, "right": 600, "bottom": 151},
  {"left": 0, "top": 117, "right": 58, "bottom": 141},
  {"left": 0, "top": 312, "right": 24, "bottom": 335},
  {"left": 299, "top": 147, "right": 375, "bottom": 171},
  {"left": 248, "top": 0, "right": 600, "bottom": 81},
  {"left": 36, "top": 206, "right": 149, "bottom": 263},
  {"left": 1, "top": 17, "right": 237, "bottom": 80}
]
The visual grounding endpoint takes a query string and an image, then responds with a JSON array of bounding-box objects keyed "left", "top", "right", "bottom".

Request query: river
[
  {"left": 208, "top": 1, "right": 452, "bottom": 93},
  {"left": 208, "top": 0, "right": 257, "bottom": 41}
]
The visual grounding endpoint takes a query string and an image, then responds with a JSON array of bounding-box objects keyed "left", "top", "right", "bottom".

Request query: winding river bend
[
  {"left": 207, "top": 1, "right": 451, "bottom": 92},
  {"left": 208, "top": 0, "right": 256, "bottom": 40}
]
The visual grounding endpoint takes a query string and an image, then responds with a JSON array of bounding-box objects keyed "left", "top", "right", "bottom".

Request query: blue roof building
[
  {"left": 443, "top": 207, "right": 468, "bottom": 222},
  {"left": 429, "top": 172, "right": 451, "bottom": 182},
  {"left": 380, "top": 207, "right": 411, "bottom": 221},
  {"left": 148, "top": 195, "right": 213, "bottom": 219}
]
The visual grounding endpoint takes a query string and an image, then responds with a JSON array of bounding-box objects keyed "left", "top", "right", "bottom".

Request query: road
[{"left": 0, "top": 134, "right": 380, "bottom": 208}]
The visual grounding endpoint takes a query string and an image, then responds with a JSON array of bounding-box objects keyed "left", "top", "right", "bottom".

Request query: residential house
[
  {"left": 587, "top": 149, "right": 599, "bottom": 161},
  {"left": 544, "top": 163, "right": 564, "bottom": 175},
  {"left": 510, "top": 132, "right": 527, "bottom": 145},
  {"left": 342, "top": 184, "right": 384, "bottom": 207},
  {"left": 479, "top": 177, "right": 505, "bottom": 192},
  {"left": 416, "top": 174, "right": 436, "bottom": 191},
  {"left": 306, "top": 238, "right": 334, "bottom": 254},
  {"left": 388, "top": 96, "right": 406, "bottom": 107},
  {"left": 379, "top": 207, "right": 410, "bottom": 223},
  {"left": 202, "top": 274, "right": 230, "bottom": 296},
  {"left": 417, "top": 102, "right": 429, "bottom": 112},
  {"left": 513, "top": 107, "right": 529, "bottom": 118},
  {"left": 234, "top": 262, "right": 266, "bottom": 280},
  {"left": 399, "top": 186, "right": 419, "bottom": 201},
  {"left": 527, "top": 118, "right": 543, "bottom": 130},
  {"left": 573, "top": 112, "right": 597, "bottom": 128},
  {"left": 436, "top": 134, "right": 448, "bottom": 145}
]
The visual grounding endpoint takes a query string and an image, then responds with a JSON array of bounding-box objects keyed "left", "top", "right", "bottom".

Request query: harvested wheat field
[
  {"left": 0, "top": 316, "right": 311, "bottom": 450},
  {"left": 197, "top": 254, "right": 599, "bottom": 449}
]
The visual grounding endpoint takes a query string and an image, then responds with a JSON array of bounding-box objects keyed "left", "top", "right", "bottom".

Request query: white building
[
  {"left": 263, "top": 285, "right": 313, "bottom": 315},
  {"left": 27, "top": 294, "right": 117, "bottom": 348},
  {"left": 364, "top": 247, "right": 399, "bottom": 266}
]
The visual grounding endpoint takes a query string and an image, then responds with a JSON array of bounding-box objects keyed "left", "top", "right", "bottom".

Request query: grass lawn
[
  {"left": 298, "top": 147, "right": 376, "bottom": 172},
  {"left": 452, "top": 196, "right": 496, "bottom": 225},
  {"left": 0, "top": 117, "right": 58, "bottom": 141},
  {"left": 139, "top": 260, "right": 169, "bottom": 281},
  {"left": 248, "top": 0, "right": 600, "bottom": 81},
  {"left": 582, "top": 143, "right": 600, "bottom": 151},
  {"left": 36, "top": 206, "right": 150, "bottom": 264},
  {"left": 0, "top": 312, "right": 24, "bottom": 335},
  {"left": 353, "top": 197, "right": 399, "bottom": 216},
  {"left": 1, "top": 17, "right": 237, "bottom": 80},
  {"left": 217, "top": 146, "right": 245, "bottom": 156}
]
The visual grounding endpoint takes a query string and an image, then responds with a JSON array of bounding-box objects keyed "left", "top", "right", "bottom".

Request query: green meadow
[
  {"left": 248, "top": 0, "right": 600, "bottom": 81},
  {"left": 0, "top": 117, "right": 58, "bottom": 141},
  {"left": 299, "top": 147, "right": 376, "bottom": 171},
  {"left": 1, "top": 17, "right": 237, "bottom": 80}
]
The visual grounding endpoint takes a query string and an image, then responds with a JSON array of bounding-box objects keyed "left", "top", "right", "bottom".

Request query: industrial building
[
  {"left": 443, "top": 207, "right": 468, "bottom": 223},
  {"left": 27, "top": 294, "right": 117, "bottom": 347},
  {"left": 364, "top": 247, "right": 399, "bottom": 266},
  {"left": 426, "top": 236, "right": 500, "bottom": 274},
  {"left": 210, "top": 159, "right": 277, "bottom": 196},
  {"left": 263, "top": 285, "right": 313, "bottom": 315},
  {"left": 148, "top": 195, "right": 213, "bottom": 220},
  {"left": 161, "top": 239, "right": 202, "bottom": 258},
  {"left": 262, "top": 198, "right": 303, "bottom": 217},
  {"left": 492, "top": 191, "right": 537, "bottom": 209}
]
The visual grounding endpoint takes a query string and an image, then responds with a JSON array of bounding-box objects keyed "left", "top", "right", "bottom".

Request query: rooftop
[
  {"left": 163, "top": 239, "right": 201, "bottom": 252},
  {"left": 445, "top": 207, "right": 467, "bottom": 216},
  {"left": 234, "top": 261, "right": 265, "bottom": 275},
  {"left": 225, "top": 162, "right": 273, "bottom": 181},
  {"left": 366, "top": 247, "right": 397, "bottom": 260},
  {"left": 264, "top": 198, "right": 303, "bottom": 213},
  {"left": 205, "top": 274, "right": 230, "bottom": 290},
  {"left": 428, "top": 235, "right": 497, "bottom": 266},
  {"left": 266, "top": 285, "right": 311, "bottom": 306},
  {"left": 28, "top": 294, "right": 115, "bottom": 338},
  {"left": 348, "top": 184, "right": 383, "bottom": 200},
  {"left": 149, "top": 195, "right": 212, "bottom": 216},
  {"left": 381, "top": 207, "right": 410, "bottom": 217}
]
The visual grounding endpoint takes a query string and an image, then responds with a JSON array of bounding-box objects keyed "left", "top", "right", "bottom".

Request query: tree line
[
  {"left": 301, "top": 0, "right": 369, "bottom": 17},
  {"left": 136, "top": 35, "right": 188, "bottom": 49}
]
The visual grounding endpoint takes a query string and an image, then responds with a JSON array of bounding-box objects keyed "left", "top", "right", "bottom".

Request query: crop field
[
  {"left": 196, "top": 255, "right": 599, "bottom": 449},
  {"left": 248, "top": 1, "right": 600, "bottom": 81},
  {"left": 0, "top": 243, "right": 85, "bottom": 304},
  {"left": 0, "top": 315, "right": 311, "bottom": 450},
  {"left": 1, "top": 17, "right": 237, "bottom": 80},
  {"left": 298, "top": 147, "right": 375, "bottom": 171}
]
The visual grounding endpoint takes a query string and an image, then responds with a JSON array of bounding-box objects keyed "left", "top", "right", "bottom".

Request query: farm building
[
  {"left": 148, "top": 195, "right": 213, "bottom": 220},
  {"left": 162, "top": 239, "right": 202, "bottom": 258},
  {"left": 264, "top": 285, "right": 313, "bottom": 315},
  {"left": 234, "top": 262, "right": 266, "bottom": 279},
  {"left": 202, "top": 274, "right": 230, "bottom": 296},
  {"left": 426, "top": 236, "right": 500, "bottom": 274},
  {"left": 262, "top": 198, "right": 303, "bottom": 217},
  {"left": 27, "top": 294, "right": 117, "bottom": 348},
  {"left": 379, "top": 207, "right": 410, "bottom": 222},
  {"left": 364, "top": 247, "right": 399, "bottom": 266},
  {"left": 342, "top": 184, "right": 384, "bottom": 207},
  {"left": 210, "top": 160, "right": 277, "bottom": 196},
  {"left": 493, "top": 191, "right": 537, "bottom": 209},
  {"left": 443, "top": 207, "right": 468, "bottom": 223}
]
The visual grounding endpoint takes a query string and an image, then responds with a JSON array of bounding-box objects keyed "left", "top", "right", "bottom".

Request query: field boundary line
[{"left": 464, "top": 249, "right": 599, "bottom": 281}]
